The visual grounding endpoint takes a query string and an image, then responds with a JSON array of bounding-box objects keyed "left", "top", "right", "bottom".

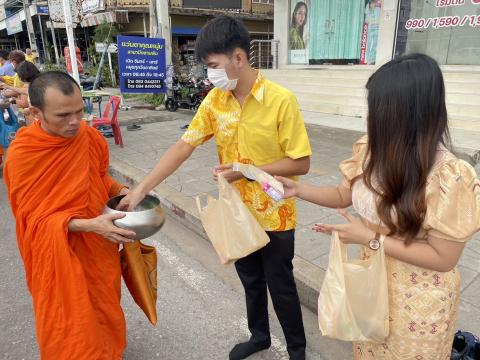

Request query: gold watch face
[{"left": 369, "top": 239, "right": 380, "bottom": 250}]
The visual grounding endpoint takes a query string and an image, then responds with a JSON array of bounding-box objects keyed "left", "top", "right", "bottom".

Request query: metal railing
[{"left": 249, "top": 39, "right": 279, "bottom": 69}]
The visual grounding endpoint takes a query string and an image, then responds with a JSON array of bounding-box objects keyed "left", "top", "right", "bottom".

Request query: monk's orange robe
[{"left": 4, "top": 121, "right": 126, "bottom": 359}]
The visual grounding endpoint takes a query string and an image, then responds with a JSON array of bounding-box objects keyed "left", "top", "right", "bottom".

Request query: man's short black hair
[
  {"left": 29, "top": 71, "right": 80, "bottom": 109},
  {"left": 195, "top": 15, "right": 251, "bottom": 62},
  {"left": 0, "top": 50, "right": 9, "bottom": 61}
]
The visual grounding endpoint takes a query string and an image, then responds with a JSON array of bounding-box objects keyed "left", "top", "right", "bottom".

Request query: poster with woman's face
[{"left": 289, "top": 0, "right": 310, "bottom": 64}]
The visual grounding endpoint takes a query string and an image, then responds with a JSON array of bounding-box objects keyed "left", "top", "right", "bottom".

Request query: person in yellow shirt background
[
  {"left": 119, "top": 15, "right": 312, "bottom": 360},
  {"left": 25, "top": 48, "right": 38, "bottom": 64},
  {"left": 0, "top": 50, "right": 25, "bottom": 90}
]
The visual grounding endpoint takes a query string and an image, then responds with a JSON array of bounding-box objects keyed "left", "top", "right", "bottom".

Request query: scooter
[{"left": 165, "top": 77, "right": 212, "bottom": 112}]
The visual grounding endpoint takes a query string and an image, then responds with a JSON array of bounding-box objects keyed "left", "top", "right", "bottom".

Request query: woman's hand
[
  {"left": 313, "top": 209, "right": 375, "bottom": 246},
  {"left": 275, "top": 176, "right": 300, "bottom": 199}
]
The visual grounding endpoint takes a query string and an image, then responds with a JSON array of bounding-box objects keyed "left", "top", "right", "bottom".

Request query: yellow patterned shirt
[{"left": 182, "top": 72, "right": 312, "bottom": 231}]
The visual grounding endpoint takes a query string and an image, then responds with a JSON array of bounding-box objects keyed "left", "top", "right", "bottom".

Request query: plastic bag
[
  {"left": 318, "top": 231, "right": 389, "bottom": 343},
  {"left": 196, "top": 174, "right": 270, "bottom": 264}
]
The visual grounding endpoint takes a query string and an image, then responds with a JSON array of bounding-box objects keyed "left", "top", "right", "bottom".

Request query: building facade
[{"left": 275, "top": 0, "right": 480, "bottom": 67}]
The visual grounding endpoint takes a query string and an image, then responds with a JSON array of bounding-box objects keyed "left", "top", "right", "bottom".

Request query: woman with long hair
[
  {"left": 277, "top": 53, "right": 480, "bottom": 359},
  {"left": 289, "top": 2, "right": 308, "bottom": 50}
]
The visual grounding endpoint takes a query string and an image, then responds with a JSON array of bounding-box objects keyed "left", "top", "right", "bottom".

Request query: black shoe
[
  {"left": 127, "top": 124, "right": 142, "bottom": 131},
  {"left": 229, "top": 339, "right": 270, "bottom": 360}
]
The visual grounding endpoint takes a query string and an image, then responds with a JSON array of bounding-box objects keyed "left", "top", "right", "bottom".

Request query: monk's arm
[{"left": 68, "top": 213, "right": 136, "bottom": 244}]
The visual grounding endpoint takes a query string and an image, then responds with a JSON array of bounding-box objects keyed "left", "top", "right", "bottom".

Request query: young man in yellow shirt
[
  {"left": 0, "top": 50, "right": 25, "bottom": 90},
  {"left": 120, "top": 16, "right": 311, "bottom": 360}
]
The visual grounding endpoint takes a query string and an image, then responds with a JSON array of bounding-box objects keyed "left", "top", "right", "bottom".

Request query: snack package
[{"left": 232, "top": 163, "right": 285, "bottom": 202}]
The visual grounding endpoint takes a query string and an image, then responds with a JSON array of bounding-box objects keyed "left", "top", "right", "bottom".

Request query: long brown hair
[{"left": 364, "top": 53, "right": 451, "bottom": 244}]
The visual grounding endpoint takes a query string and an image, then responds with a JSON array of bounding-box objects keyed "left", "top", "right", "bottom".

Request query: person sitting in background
[
  {"left": 0, "top": 51, "right": 25, "bottom": 94},
  {"left": 25, "top": 48, "right": 38, "bottom": 64},
  {"left": 11, "top": 61, "right": 40, "bottom": 125},
  {"left": 0, "top": 50, "right": 15, "bottom": 77}
]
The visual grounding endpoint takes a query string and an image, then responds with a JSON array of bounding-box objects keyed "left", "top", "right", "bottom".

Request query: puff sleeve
[
  {"left": 424, "top": 159, "right": 480, "bottom": 242},
  {"left": 339, "top": 135, "right": 368, "bottom": 189}
]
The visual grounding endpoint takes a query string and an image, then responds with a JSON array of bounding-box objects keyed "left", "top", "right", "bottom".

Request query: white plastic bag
[
  {"left": 318, "top": 231, "right": 389, "bottom": 343},
  {"left": 196, "top": 175, "right": 270, "bottom": 264}
]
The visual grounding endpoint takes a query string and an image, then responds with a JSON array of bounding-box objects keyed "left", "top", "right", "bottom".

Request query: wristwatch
[{"left": 368, "top": 232, "right": 381, "bottom": 251}]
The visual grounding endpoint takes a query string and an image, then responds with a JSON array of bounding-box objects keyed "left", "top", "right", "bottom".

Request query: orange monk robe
[{"left": 4, "top": 121, "right": 127, "bottom": 359}]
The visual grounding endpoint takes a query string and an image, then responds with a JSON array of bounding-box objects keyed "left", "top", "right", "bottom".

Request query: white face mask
[{"left": 207, "top": 68, "right": 238, "bottom": 91}]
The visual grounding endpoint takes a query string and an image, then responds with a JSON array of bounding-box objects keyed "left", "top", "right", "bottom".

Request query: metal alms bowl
[{"left": 103, "top": 195, "right": 166, "bottom": 240}]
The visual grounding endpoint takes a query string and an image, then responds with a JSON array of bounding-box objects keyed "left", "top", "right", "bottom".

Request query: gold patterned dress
[{"left": 339, "top": 136, "right": 480, "bottom": 360}]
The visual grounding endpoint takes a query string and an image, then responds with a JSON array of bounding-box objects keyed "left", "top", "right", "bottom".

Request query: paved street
[{"left": 0, "top": 179, "right": 351, "bottom": 360}]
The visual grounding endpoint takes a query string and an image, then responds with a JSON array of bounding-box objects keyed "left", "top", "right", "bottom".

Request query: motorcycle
[{"left": 165, "top": 77, "right": 212, "bottom": 112}]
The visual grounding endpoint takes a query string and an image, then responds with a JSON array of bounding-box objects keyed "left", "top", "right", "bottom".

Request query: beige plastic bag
[
  {"left": 196, "top": 175, "right": 270, "bottom": 264},
  {"left": 318, "top": 231, "right": 389, "bottom": 343}
]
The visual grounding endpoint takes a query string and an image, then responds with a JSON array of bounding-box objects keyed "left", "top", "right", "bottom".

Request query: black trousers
[{"left": 234, "top": 230, "right": 306, "bottom": 359}]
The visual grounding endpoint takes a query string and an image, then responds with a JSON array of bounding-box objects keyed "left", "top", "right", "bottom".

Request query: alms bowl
[{"left": 103, "top": 195, "right": 166, "bottom": 240}]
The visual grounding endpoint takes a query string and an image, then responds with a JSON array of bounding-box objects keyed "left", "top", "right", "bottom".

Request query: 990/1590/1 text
[{"left": 405, "top": 15, "right": 480, "bottom": 30}]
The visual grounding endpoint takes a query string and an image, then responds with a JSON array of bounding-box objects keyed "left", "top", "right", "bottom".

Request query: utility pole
[
  {"left": 23, "top": 0, "right": 38, "bottom": 52},
  {"left": 62, "top": 0, "right": 80, "bottom": 84},
  {"left": 149, "top": 0, "right": 172, "bottom": 65}
]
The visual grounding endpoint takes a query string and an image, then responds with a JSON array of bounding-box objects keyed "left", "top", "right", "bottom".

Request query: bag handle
[{"left": 195, "top": 195, "right": 204, "bottom": 213}]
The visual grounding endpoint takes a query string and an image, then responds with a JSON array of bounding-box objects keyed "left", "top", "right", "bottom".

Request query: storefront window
[
  {"left": 395, "top": 0, "right": 480, "bottom": 65},
  {"left": 288, "top": 0, "right": 382, "bottom": 65}
]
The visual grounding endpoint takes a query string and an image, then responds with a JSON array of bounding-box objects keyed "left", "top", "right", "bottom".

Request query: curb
[
  {"left": 109, "top": 158, "right": 323, "bottom": 314},
  {"left": 118, "top": 111, "right": 181, "bottom": 127}
]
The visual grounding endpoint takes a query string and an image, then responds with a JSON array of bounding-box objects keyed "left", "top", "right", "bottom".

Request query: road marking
[{"left": 153, "top": 239, "right": 289, "bottom": 359}]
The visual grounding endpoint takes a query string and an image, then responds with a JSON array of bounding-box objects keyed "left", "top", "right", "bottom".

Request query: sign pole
[
  {"left": 23, "top": 0, "right": 38, "bottom": 52},
  {"left": 61, "top": 0, "right": 80, "bottom": 84}
]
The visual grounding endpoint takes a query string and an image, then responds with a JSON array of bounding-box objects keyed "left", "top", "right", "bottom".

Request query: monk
[{"left": 3, "top": 71, "right": 135, "bottom": 359}]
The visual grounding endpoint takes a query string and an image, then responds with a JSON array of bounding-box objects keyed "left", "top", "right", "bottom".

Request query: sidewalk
[{"left": 108, "top": 110, "right": 480, "bottom": 334}]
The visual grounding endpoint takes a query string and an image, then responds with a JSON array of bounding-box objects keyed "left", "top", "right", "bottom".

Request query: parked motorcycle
[{"left": 165, "top": 77, "right": 212, "bottom": 112}]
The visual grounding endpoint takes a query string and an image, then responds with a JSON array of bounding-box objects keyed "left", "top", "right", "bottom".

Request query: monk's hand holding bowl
[{"left": 69, "top": 213, "right": 136, "bottom": 244}]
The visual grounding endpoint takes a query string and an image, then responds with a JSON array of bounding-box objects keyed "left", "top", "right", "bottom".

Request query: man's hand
[
  {"left": 69, "top": 213, "right": 136, "bottom": 244},
  {"left": 116, "top": 187, "right": 146, "bottom": 211},
  {"left": 213, "top": 164, "right": 243, "bottom": 183}
]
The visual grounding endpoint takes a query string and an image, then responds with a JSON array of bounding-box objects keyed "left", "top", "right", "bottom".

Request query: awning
[
  {"left": 172, "top": 27, "right": 200, "bottom": 36},
  {"left": 81, "top": 10, "right": 129, "bottom": 27}
]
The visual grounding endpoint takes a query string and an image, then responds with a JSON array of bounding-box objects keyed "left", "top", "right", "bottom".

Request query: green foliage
[
  {"left": 140, "top": 93, "right": 165, "bottom": 107},
  {"left": 41, "top": 62, "right": 66, "bottom": 72}
]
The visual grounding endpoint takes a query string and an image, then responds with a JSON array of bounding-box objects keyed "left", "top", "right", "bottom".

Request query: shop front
[
  {"left": 287, "top": 0, "right": 383, "bottom": 65},
  {"left": 395, "top": 0, "right": 480, "bottom": 65},
  {"left": 277, "top": 0, "right": 480, "bottom": 67}
]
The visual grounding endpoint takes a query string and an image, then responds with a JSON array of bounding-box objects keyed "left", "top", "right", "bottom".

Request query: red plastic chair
[{"left": 92, "top": 96, "right": 123, "bottom": 147}]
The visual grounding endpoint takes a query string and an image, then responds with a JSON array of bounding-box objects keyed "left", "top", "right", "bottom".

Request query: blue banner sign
[
  {"left": 37, "top": 5, "right": 49, "bottom": 15},
  {"left": 117, "top": 35, "right": 166, "bottom": 94}
]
